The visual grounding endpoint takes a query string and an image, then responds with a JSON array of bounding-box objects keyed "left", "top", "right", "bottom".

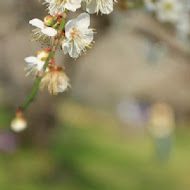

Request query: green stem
[{"left": 21, "top": 11, "right": 67, "bottom": 111}]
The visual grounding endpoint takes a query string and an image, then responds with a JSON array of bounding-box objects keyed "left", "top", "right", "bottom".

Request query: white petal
[
  {"left": 62, "top": 40, "right": 79, "bottom": 58},
  {"left": 86, "top": 0, "right": 97, "bottom": 14},
  {"left": 29, "top": 19, "right": 44, "bottom": 29},
  {"left": 36, "top": 60, "right": 45, "bottom": 71},
  {"left": 24, "top": 56, "right": 39, "bottom": 64},
  {"left": 69, "top": 42, "right": 80, "bottom": 58},
  {"left": 62, "top": 40, "right": 70, "bottom": 54},
  {"left": 65, "top": 0, "right": 82, "bottom": 11},
  {"left": 57, "top": 76, "right": 70, "bottom": 92},
  {"left": 81, "top": 29, "right": 94, "bottom": 44},
  {"left": 76, "top": 13, "right": 90, "bottom": 29},
  {"left": 41, "top": 27, "right": 57, "bottom": 37}
]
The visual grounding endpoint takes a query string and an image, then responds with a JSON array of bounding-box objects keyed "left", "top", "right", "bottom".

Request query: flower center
[{"left": 70, "top": 28, "right": 80, "bottom": 39}]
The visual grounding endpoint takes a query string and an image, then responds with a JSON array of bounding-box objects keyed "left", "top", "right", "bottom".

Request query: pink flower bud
[{"left": 44, "top": 15, "right": 55, "bottom": 27}]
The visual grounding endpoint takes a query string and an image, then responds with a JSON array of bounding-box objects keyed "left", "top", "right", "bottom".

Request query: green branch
[{"left": 21, "top": 11, "right": 67, "bottom": 111}]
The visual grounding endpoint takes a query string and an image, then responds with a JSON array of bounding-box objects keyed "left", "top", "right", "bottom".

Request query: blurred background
[{"left": 1, "top": 0, "right": 190, "bottom": 189}]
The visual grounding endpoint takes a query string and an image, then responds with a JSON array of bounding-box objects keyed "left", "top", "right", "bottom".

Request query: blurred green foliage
[
  {"left": 0, "top": 107, "right": 13, "bottom": 129},
  {"left": 0, "top": 100, "right": 190, "bottom": 190}
]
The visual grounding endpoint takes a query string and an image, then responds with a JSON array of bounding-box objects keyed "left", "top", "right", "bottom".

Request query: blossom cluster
[
  {"left": 144, "top": 0, "right": 190, "bottom": 39},
  {"left": 11, "top": 0, "right": 116, "bottom": 132}
]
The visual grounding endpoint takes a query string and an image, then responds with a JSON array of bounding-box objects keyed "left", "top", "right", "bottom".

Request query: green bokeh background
[{"left": 0, "top": 100, "right": 190, "bottom": 190}]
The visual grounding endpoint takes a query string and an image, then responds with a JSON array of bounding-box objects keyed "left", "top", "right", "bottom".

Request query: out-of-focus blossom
[
  {"left": 144, "top": 0, "right": 156, "bottom": 12},
  {"left": 146, "top": 0, "right": 190, "bottom": 40},
  {"left": 155, "top": 0, "right": 184, "bottom": 24},
  {"left": 176, "top": 13, "right": 190, "bottom": 41}
]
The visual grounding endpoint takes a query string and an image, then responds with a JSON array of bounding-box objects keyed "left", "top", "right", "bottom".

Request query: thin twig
[{"left": 21, "top": 10, "right": 68, "bottom": 111}]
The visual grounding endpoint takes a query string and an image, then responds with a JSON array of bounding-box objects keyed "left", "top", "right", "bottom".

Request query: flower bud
[
  {"left": 11, "top": 117, "right": 27, "bottom": 133},
  {"left": 11, "top": 110, "right": 27, "bottom": 133},
  {"left": 37, "top": 50, "right": 49, "bottom": 61},
  {"left": 44, "top": 15, "right": 54, "bottom": 27}
]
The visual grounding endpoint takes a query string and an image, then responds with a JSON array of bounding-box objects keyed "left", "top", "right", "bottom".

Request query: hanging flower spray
[{"left": 11, "top": 0, "right": 116, "bottom": 132}]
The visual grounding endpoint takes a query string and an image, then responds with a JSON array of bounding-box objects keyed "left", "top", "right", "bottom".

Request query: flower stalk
[
  {"left": 11, "top": 0, "right": 115, "bottom": 132},
  {"left": 21, "top": 10, "right": 68, "bottom": 111}
]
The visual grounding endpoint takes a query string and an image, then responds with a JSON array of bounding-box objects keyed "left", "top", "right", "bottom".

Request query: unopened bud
[
  {"left": 11, "top": 110, "right": 27, "bottom": 132},
  {"left": 44, "top": 15, "right": 54, "bottom": 27}
]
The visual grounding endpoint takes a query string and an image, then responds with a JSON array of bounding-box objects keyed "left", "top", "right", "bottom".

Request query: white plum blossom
[
  {"left": 24, "top": 50, "right": 49, "bottom": 76},
  {"left": 85, "top": 0, "right": 115, "bottom": 14},
  {"left": 144, "top": 0, "right": 156, "bottom": 12},
  {"left": 40, "top": 67, "right": 70, "bottom": 95},
  {"left": 25, "top": 56, "right": 45, "bottom": 76},
  {"left": 155, "top": 0, "right": 184, "bottom": 23},
  {"left": 29, "top": 18, "right": 57, "bottom": 38},
  {"left": 44, "top": 0, "right": 81, "bottom": 15},
  {"left": 62, "top": 13, "right": 94, "bottom": 58}
]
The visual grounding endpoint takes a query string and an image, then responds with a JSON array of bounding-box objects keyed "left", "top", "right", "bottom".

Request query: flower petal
[
  {"left": 36, "top": 60, "right": 45, "bottom": 71},
  {"left": 41, "top": 27, "right": 57, "bottom": 37},
  {"left": 24, "top": 56, "right": 39, "bottom": 64},
  {"left": 29, "top": 19, "right": 44, "bottom": 29},
  {"left": 62, "top": 40, "right": 79, "bottom": 58},
  {"left": 65, "top": 0, "right": 82, "bottom": 11},
  {"left": 76, "top": 13, "right": 90, "bottom": 29}
]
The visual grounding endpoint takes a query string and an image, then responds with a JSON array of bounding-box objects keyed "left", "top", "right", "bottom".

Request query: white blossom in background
[
  {"left": 40, "top": 67, "right": 70, "bottom": 95},
  {"left": 155, "top": 0, "right": 184, "bottom": 23},
  {"left": 144, "top": 0, "right": 156, "bottom": 12},
  {"left": 145, "top": 0, "right": 190, "bottom": 40},
  {"left": 62, "top": 13, "right": 94, "bottom": 58},
  {"left": 44, "top": 0, "right": 81, "bottom": 15},
  {"left": 85, "top": 0, "right": 115, "bottom": 14},
  {"left": 176, "top": 13, "right": 190, "bottom": 41}
]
